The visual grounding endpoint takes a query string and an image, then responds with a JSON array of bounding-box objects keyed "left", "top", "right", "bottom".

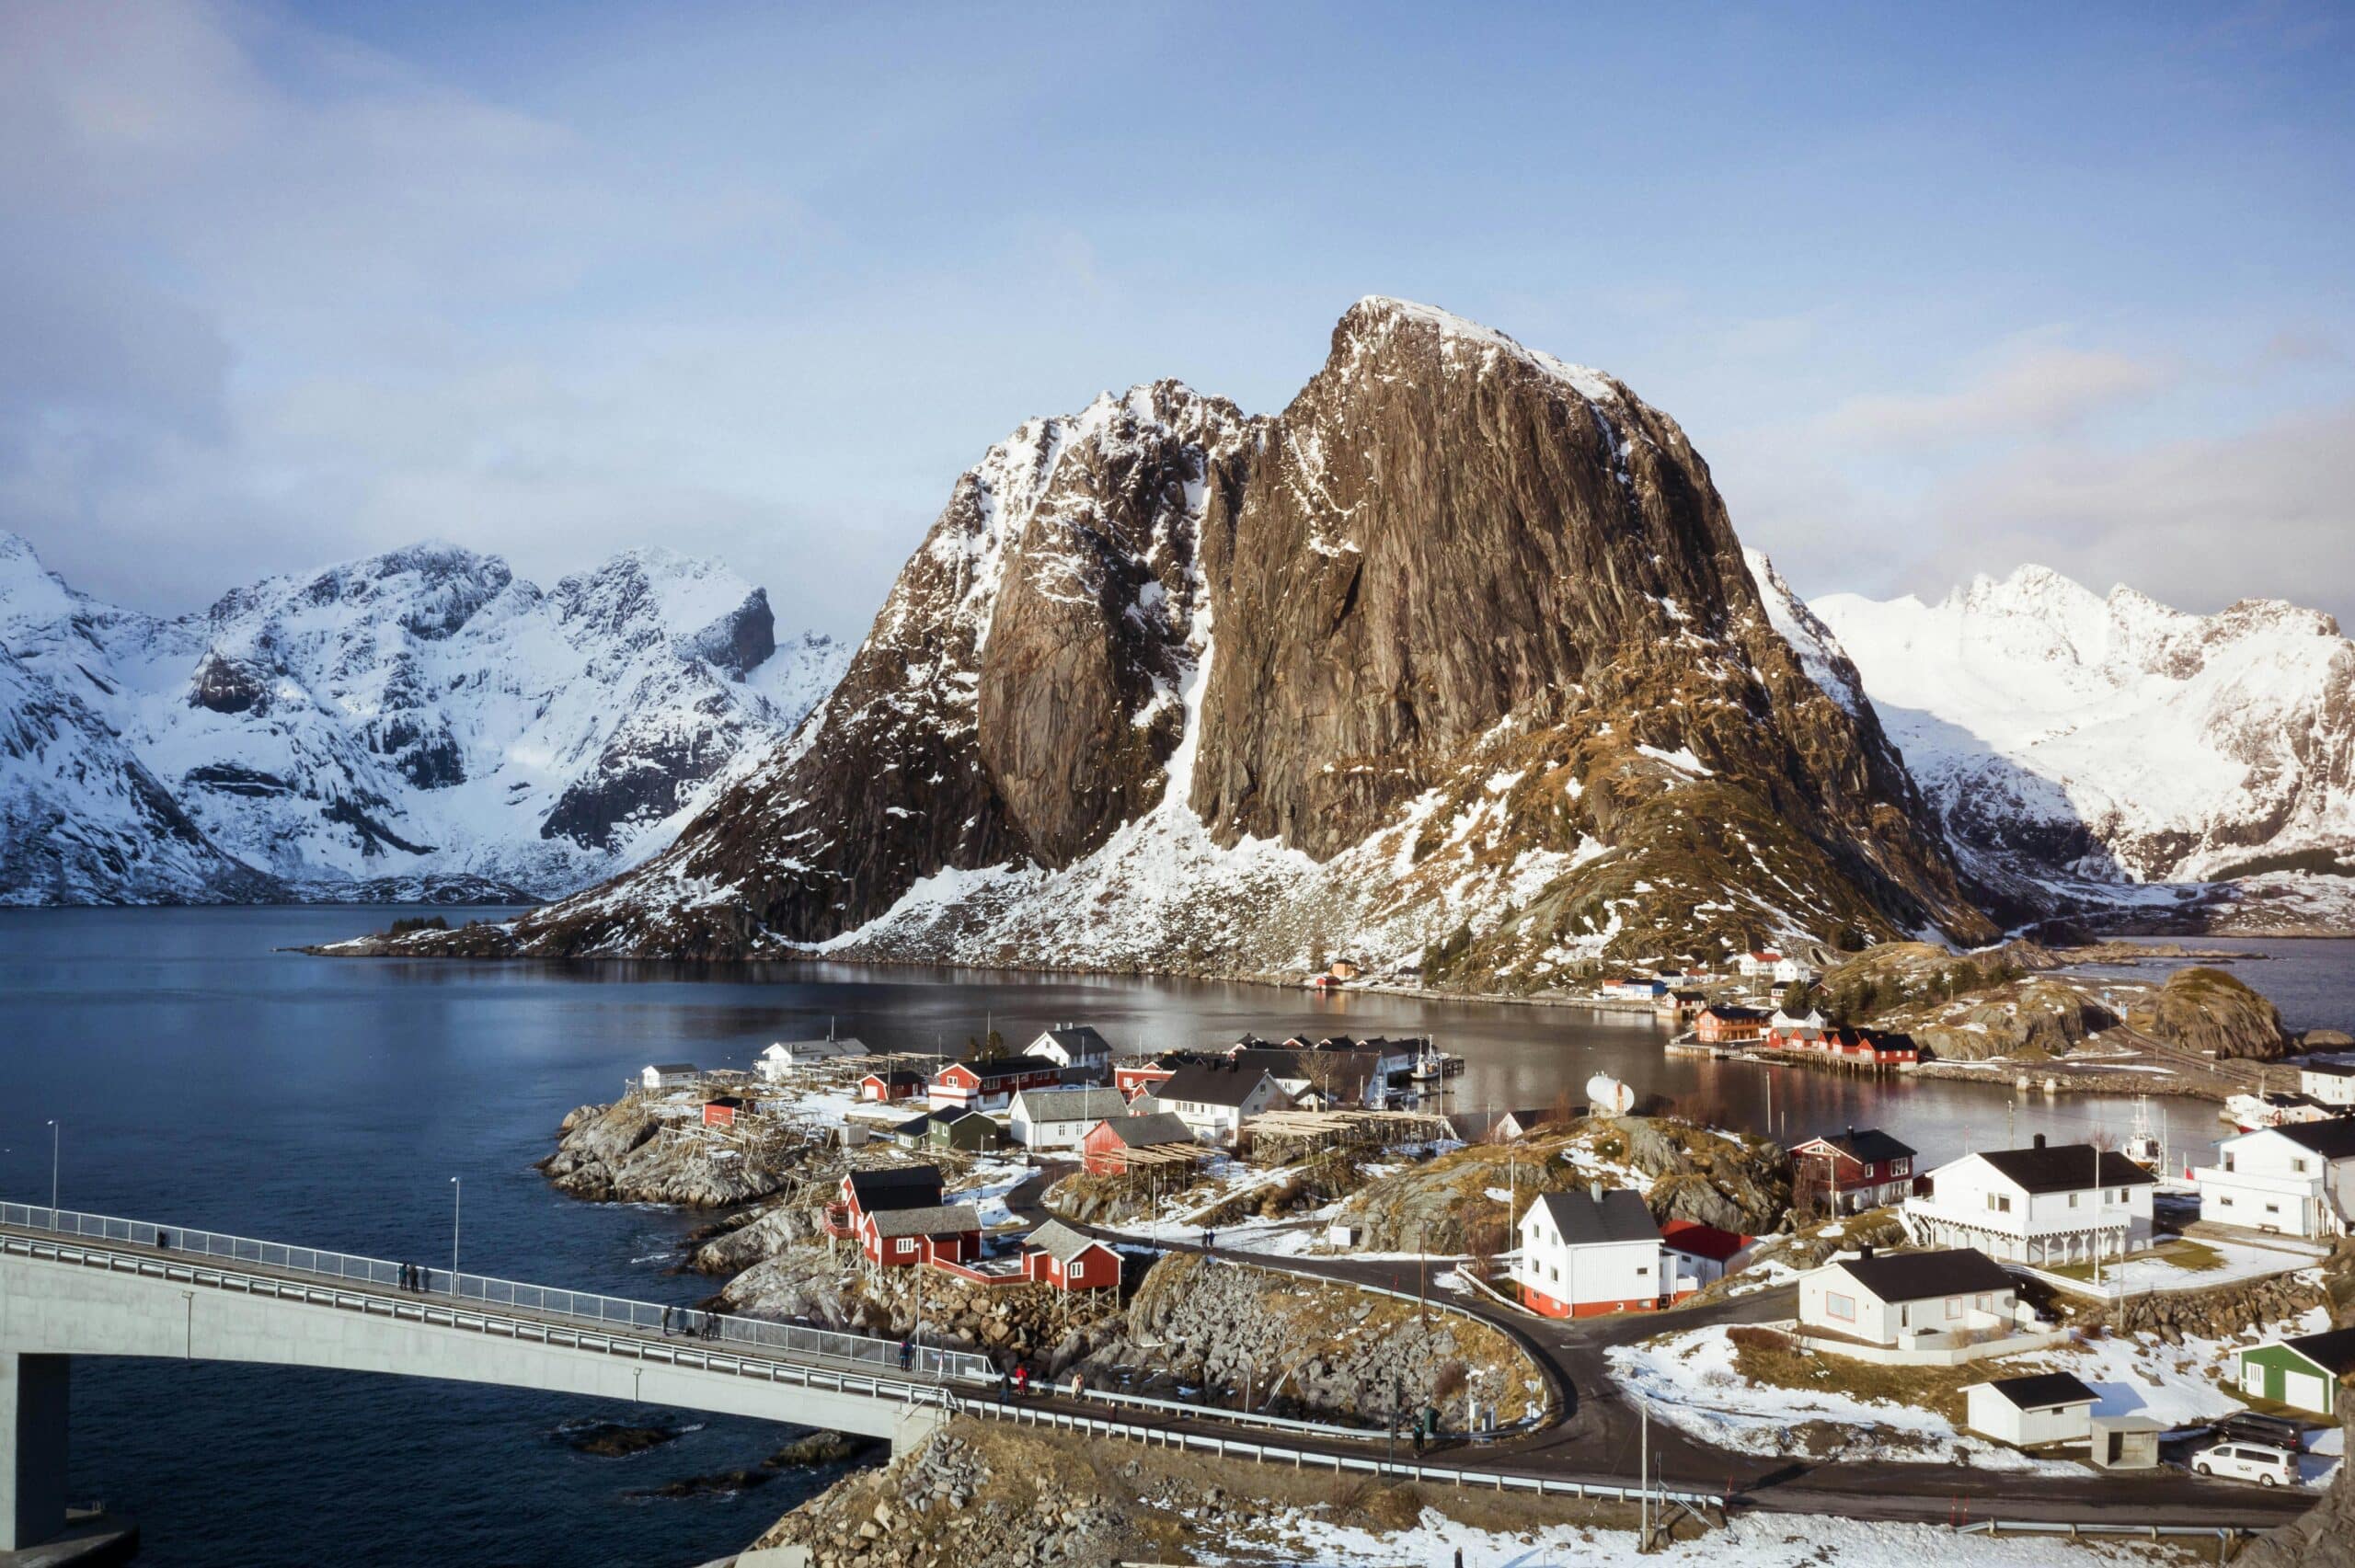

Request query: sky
[{"left": 3, "top": 0, "right": 2350, "bottom": 637}]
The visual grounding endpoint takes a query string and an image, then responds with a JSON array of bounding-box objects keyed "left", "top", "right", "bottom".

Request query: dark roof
[
  {"left": 1976, "top": 1144, "right": 2156, "bottom": 1194},
  {"left": 866, "top": 1070, "right": 927, "bottom": 1088},
  {"left": 648, "top": 1062, "right": 698, "bottom": 1074},
  {"left": 1982, "top": 1372, "right": 2098, "bottom": 1410},
  {"left": 1832, "top": 1247, "right": 2014, "bottom": 1301},
  {"left": 947, "top": 1054, "right": 1062, "bottom": 1082},
  {"left": 1038, "top": 1025, "right": 1111, "bottom": 1055},
  {"left": 1157, "top": 1062, "right": 1282, "bottom": 1109},
  {"left": 867, "top": 1203, "right": 981, "bottom": 1239},
  {"left": 1231, "top": 1047, "right": 1379, "bottom": 1091},
  {"left": 2276, "top": 1117, "right": 2355, "bottom": 1160},
  {"left": 2300, "top": 1059, "right": 2355, "bottom": 1078},
  {"left": 1800, "top": 1127, "right": 1917, "bottom": 1164},
  {"left": 1699, "top": 1004, "right": 1768, "bottom": 1021},
  {"left": 844, "top": 1165, "right": 944, "bottom": 1211},
  {"left": 888, "top": 1113, "right": 932, "bottom": 1137},
  {"left": 1097, "top": 1113, "right": 1196, "bottom": 1148},
  {"left": 1533, "top": 1188, "right": 1660, "bottom": 1246},
  {"left": 2282, "top": 1326, "right": 2355, "bottom": 1376}
]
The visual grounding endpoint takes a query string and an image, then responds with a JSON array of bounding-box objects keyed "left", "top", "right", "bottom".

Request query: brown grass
[{"left": 1729, "top": 1334, "right": 1982, "bottom": 1425}]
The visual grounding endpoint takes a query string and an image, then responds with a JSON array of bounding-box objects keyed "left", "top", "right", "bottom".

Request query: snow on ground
[
  {"left": 2045, "top": 1238, "right": 2326, "bottom": 1296},
  {"left": 948, "top": 1160, "right": 1032, "bottom": 1229},
  {"left": 1229, "top": 1504, "right": 2168, "bottom": 1568},
  {"left": 1604, "top": 1327, "right": 2070, "bottom": 1473}
]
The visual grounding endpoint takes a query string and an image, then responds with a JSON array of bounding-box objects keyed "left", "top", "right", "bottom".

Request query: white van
[{"left": 2193, "top": 1441, "right": 2298, "bottom": 1487}]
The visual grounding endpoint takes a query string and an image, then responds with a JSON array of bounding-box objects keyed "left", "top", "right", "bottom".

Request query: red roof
[{"left": 1659, "top": 1219, "right": 1749, "bottom": 1262}]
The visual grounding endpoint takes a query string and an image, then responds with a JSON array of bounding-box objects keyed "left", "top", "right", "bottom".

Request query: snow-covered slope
[
  {"left": 0, "top": 533, "right": 846, "bottom": 903},
  {"left": 1813, "top": 566, "right": 2355, "bottom": 922}
]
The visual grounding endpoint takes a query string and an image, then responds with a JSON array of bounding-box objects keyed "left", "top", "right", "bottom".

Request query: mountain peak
[{"left": 1333, "top": 297, "right": 1624, "bottom": 403}]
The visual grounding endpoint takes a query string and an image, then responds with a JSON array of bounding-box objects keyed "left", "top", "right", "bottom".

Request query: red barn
[
  {"left": 858, "top": 1203, "right": 982, "bottom": 1268},
  {"left": 702, "top": 1095, "right": 746, "bottom": 1128},
  {"left": 859, "top": 1070, "right": 927, "bottom": 1104},
  {"left": 1022, "top": 1219, "right": 1122, "bottom": 1291}
]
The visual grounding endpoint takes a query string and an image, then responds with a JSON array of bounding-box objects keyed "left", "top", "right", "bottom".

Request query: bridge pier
[{"left": 1, "top": 1352, "right": 70, "bottom": 1551}]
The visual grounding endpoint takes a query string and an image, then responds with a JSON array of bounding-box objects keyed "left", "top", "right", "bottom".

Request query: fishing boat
[
  {"left": 2121, "top": 1096, "right": 2166, "bottom": 1172},
  {"left": 1409, "top": 1039, "right": 1465, "bottom": 1082}
]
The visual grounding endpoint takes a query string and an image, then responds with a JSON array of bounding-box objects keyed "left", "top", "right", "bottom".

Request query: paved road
[{"left": 1005, "top": 1162, "right": 2320, "bottom": 1531}]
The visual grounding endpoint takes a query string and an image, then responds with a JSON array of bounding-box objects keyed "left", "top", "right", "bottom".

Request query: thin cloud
[{"left": 1819, "top": 339, "right": 2175, "bottom": 448}]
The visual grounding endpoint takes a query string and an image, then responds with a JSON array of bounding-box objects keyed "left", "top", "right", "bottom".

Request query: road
[{"left": 1004, "top": 1162, "right": 2321, "bottom": 1532}]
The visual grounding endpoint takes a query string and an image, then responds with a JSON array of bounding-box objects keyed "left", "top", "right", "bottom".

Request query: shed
[
  {"left": 1964, "top": 1372, "right": 2097, "bottom": 1447},
  {"left": 701, "top": 1096, "right": 747, "bottom": 1128},
  {"left": 1022, "top": 1219, "right": 1122, "bottom": 1291},
  {"left": 2088, "top": 1413, "right": 2164, "bottom": 1470},
  {"left": 925, "top": 1105, "right": 1004, "bottom": 1153},
  {"left": 2239, "top": 1327, "right": 2355, "bottom": 1415}
]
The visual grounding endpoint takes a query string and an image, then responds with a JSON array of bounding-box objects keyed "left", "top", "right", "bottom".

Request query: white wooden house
[
  {"left": 640, "top": 1062, "right": 699, "bottom": 1092},
  {"left": 2299, "top": 1059, "right": 2355, "bottom": 1108},
  {"left": 1007, "top": 1086, "right": 1130, "bottom": 1150},
  {"left": 1145, "top": 1063, "right": 1292, "bottom": 1144},
  {"left": 1511, "top": 1186, "right": 1664, "bottom": 1319},
  {"left": 2192, "top": 1117, "right": 2355, "bottom": 1238},
  {"left": 1902, "top": 1137, "right": 2156, "bottom": 1265},
  {"left": 1798, "top": 1247, "right": 2022, "bottom": 1348},
  {"left": 1027, "top": 1024, "right": 1113, "bottom": 1080},
  {"left": 756, "top": 1037, "right": 867, "bottom": 1082}
]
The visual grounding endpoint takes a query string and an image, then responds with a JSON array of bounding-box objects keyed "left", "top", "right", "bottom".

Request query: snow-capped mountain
[
  {"left": 0, "top": 532, "right": 846, "bottom": 904},
  {"left": 1813, "top": 566, "right": 2355, "bottom": 926},
  {"left": 347, "top": 299, "right": 1991, "bottom": 973}
]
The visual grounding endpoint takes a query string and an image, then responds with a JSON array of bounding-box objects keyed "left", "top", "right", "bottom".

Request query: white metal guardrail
[
  {"left": 957, "top": 1396, "right": 1722, "bottom": 1509},
  {"left": 0, "top": 1201, "right": 994, "bottom": 1384}
]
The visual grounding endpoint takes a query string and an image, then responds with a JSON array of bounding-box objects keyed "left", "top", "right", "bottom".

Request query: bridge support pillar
[{"left": 1, "top": 1352, "right": 71, "bottom": 1551}]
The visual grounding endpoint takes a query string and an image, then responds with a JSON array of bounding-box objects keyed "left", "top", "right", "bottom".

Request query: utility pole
[
  {"left": 449, "top": 1176, "right": 462, "bottom": 1280},
  {"left": 1639, "top": 1394, "right": 1650, "bottom": 1550},
  {"left": 47, "top": 1120, "right": 59, "bottom": 1216}
]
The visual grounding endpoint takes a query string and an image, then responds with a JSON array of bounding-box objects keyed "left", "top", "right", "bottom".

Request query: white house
[
  {"left": 1902, "top": 1137, "right": 2156, "bottom": 1266},
  {"left": 640, "top": 1062, "right": 699, "bottom": 1092},
  {"left": 1007, "top": 1086, "right": 1130, "bottom": 1151},
  {"left": 2300, "top": 1059, "right": 2355, "bottom": 1108},
  {"left": 756, "top": 1037, "right": 867, "bottom": 1082},
  {"left": 1964, "top": 1372, "right": 2097, "bottom": 1447},
  {"left": 1511, "top": 1186, "right": 1664, "bottom": 1319},
  {"left": 1798, "top": 1247, "right": 2023, "bottom": 1348},
  {"left": 1601, "top": 978, "right": 1667, "bottom": 1001},
  {"left": 1772, "top": 956, "right": 1813, "bottom": 985},
  {"left": 1028, "top": 1024, "right": 1113, "bottom": 1080},
  {"left": 1147, "top": 1062, "right": 1292, "bottom": 1144},
  {"left": 1734, "top": 950, "right": 1783, "bottom": 978},
  {"left": 2192, "top": 1117, "right": 2355, "bottom": 1238}
]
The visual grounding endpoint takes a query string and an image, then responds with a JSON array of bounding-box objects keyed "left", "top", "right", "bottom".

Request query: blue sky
[{"left": 4, "top": 1, "right": 2349, "bottom": 634}]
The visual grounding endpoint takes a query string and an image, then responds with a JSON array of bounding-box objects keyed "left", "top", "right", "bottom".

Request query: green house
[
  {"left": 925, "top": 1106, "right": 1003, "bottom": 1153},
  {"left": 2237, "top": 1327, "right": 2355, "bottom": 1416}
]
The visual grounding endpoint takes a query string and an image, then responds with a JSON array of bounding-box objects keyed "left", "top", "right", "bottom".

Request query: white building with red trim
[{"left": 1511, "top": 1186, "right": 1667, "bottom": 1318}]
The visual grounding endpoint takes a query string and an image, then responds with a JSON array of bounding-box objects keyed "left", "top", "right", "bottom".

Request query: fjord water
[{"left": 4, "top": 909, "right": 2350, "bottom": 1567}]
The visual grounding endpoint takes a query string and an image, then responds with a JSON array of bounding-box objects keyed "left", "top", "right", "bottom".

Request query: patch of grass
[
  {"left": 1729, "top": 1333, "right": 1983, "bottom": 1425},
  {"left": 2042, "top": 1237, "right": 2226, "bottom": 1282}
]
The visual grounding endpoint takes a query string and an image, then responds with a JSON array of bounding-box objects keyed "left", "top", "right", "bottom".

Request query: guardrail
[
  {"left": 957, "top": 1394, "right": 1720, "bottom": 1509},
  {"left": 0, "top": 1201, "right": 993, "bottom": 1384},
  {"left": 1956, "top": 1520, "right": 2251, "bottom": 1546}
]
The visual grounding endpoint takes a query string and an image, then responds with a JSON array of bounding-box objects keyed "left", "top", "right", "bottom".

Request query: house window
[
  {"left": 897, "top": 1239, "right": 913, "bottom": 1255},
  {"left": 1892, "top": 1159, "right": 1910, "bottom": 1177},
  {"left": 1988, "top": 1193, "right": 2012, "bottom": 1214},
  {"left": 1974, "top": 1293, "right": 1992, "bottom": 1311},
  {"left": 1635, "top": 1265, "right": 1649, "bottom": 1276},
  {"left": 1826, "top": 1292, "right": 1855, "bottom": 1322},
  {"left": 2067, "top": 1193, "right": 2079, "bottom": 1208},
  {"left": 2293, "top": 1159, "right": 2309, "bottom": 1174},
  {"left": 1549, "top": 1265, "right": 1559, "bottom": 1283},
  {"left": 2219, "top": 1196, "right": 2234, "bottom": 1207},
  {"left": 1947, "top": 1297, "right": 1963, "bottom": 1319},
  {"left": 2223, "top": 1154, "right": 2236, "bottom": 1173}
]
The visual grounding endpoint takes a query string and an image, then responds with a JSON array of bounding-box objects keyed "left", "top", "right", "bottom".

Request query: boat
[
  {"left": 2121, "top": 1096, "right": 2165, "bottom": 1172},
  {"left": 1409, "top": 1039, "right": 1465, "bottom": 1082}
]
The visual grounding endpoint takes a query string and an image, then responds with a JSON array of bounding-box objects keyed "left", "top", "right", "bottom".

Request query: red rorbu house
[
  {"left": 930, "top": 1055, "right": 1064, "bottom": 1112},
  {"left": 858, "top": 1070, "right": 928, "bottom": 1104},
  {"left": 1790, "top": 1127, "right": 1919, "bottom": 1213},
  {"left": 1021, "top": 1219, "right": 1122, "bottom": 1290},
  {"left": 702, "top": 1095, "right": 748, "bottom": 1128},
  {"left": 1081, "top": 1112, "right": 1200, "bottom": 1176},
  {"left": 1694, "top": 1004, "right": 1769, "bottom": 1044},
  {"left": 859, "top": 1203, "right": 982, "bottom": 1268},
  {"left": 1770, "top": 1025, "right": 1921, "bottom": 1070},
  {"left": 826, "top": 1164, "right": 946, "bottom": 1239}
]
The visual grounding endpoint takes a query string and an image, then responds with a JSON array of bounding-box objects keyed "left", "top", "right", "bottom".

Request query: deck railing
[{"left": 0, "top": 1200, "right": 993, "bottom": 1384}]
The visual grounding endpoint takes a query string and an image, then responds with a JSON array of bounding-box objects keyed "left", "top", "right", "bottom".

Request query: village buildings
[
  {"left": 1140, "top": 1062, "right": 1292, "bottom": 1144},
  {"left": 1027, "top": 1024, "right": 1113, "bottom": 1081},
  {"left": 859, "top": 1203, "right": 982, "bottom": 1268},
  {"left": 1511, "top": 1186, "right": 1670, "bottom": 1318},
  {"left": 1798, "top": 1246, "right": 2022, "bottom": 1348},
  {"left": 928, "top": 1055, "right": 1065, "bottom": 1112},
  {"left": 2237, "top": 1327, "right": 2355, "bottom": 1416},
  {"left": 858, "top": 1070, "right": 928, "bottom": 1104},
  {"left": 1021, "top": 1219, "right": 1123, "bottom": 1291},
  {"left": 2193, "top": 1117, "right": 2355, "bottom": 1238},
  {"left": 756, "top": 1037, "right": 867, "bottom": 1082},
  {"left": 1902, "top": 1138, "right": 2156, "bottom": 1265},
  {"left": 640, "top": 1062, "right": 700, "bottom": 1092},
  {"left": 1081, "top": 1112, "right": 1200, "bottom": 1175},
  {"left": 1791, "top": 1127, "right": 1918, "bottom": 1214},
  {"left": 1964, "top": 1372, "right": 2098, "bottom": 1448},
  {"left": 1693, "top": 1004, "right": 1768, "bottom": 1044},
  {"left": 2297, "top": 1059, "right": 2355, "bottom": 1108},
  {"left": 1658, "top": 1219, "right": 1752, "bottom": 1292}
]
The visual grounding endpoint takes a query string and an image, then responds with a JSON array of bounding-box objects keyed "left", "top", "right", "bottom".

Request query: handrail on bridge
[{"left": 0, "top": 1200, "right": 994, "bottom": 1385}]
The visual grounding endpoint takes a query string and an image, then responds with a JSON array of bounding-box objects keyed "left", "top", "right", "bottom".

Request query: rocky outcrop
[
  {"left": 537, "top": 1097, "right": 830, "bottom": 1207},
  {"left": 351, "top": 300, "right": 1992, "bottom": 975},
  {"left": 2036, "top": 1270, "right": 2326, "bottom": 1343},
  {"left": 2126, "top": 966, "right": 2293, "bottom": 1060}
]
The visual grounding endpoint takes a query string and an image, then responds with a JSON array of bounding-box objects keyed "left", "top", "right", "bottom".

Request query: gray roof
[
  {"left": 1533, "top": 1188, "right": 1660, "bottom": 1246},
  {"left": 1157, "top": 1062, "right": 1283, "bottom": 1109},
  {"left": 771, "top": 1037, "right": 865, "bottom": 1056},
  {"left": 1025, "top": 1219, "right": 1109, "bottom": 1264},
  {"left": 1012, "top": 1086, "right": 1128, "bottom": 1121},
  {"left": 867, "top": 1203, "right": 982, "bottom": 1239},
  {"left": 1098, "top": 1113, "right": 1195, "bottom": 1148},
  {"left": 1833, "top": 1247, "right": 2014, "bottom": 1302}
]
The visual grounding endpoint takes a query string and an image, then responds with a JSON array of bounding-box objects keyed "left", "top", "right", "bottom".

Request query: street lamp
[
  {"left": 47, "top": 1120, "right": 59, "bottom": 1216},
  {"left": 449, "top": 1177, "right": 462, "bottom": 1280}
]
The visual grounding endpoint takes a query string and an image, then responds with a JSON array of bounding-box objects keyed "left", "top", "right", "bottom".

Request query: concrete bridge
[{"left": 0, "top": 1203, "right": 991, "bottom": 1552}]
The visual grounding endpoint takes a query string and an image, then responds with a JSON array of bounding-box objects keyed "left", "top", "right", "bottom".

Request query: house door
[
  {"left": 2243, "top": 1362, "right": 2269, "bottom": 1399},
  {"left": 2285, "top": 1370, "right": 2328, "bottom": 1413}
]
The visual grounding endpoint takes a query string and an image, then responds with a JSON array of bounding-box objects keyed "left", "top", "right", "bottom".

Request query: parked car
[
  {"left": 2194, "top": 1441, "right": 2299, "bottom": 1487},
  {"left": 2214, "top": 1412, "right": 2306, "bottom": 1450}
]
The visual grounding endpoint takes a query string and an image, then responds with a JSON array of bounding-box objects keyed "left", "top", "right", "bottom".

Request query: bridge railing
[{"left": 0, "top": 1201, "right": 993, "bottom": 1385}]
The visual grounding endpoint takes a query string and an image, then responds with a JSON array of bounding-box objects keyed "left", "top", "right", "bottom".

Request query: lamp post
[
  {"left": 449, "top": 1176, "right": 462, "bottom": 1281},
  {"left": 47, "top": 1120, "right": 59, "bottom": 1217}
]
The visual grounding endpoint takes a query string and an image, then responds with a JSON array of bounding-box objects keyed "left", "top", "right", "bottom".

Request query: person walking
[
  {"left": 1068, "top": 1370, "right": 1086, "bottom": 1401},
  {"left": 899, "top": 1337, "right": 914, "bottom": 1372},
  {"left": 1013, "top": 1364, "right": 1029, "bottom": 1399},
  {"left": 997, "top": 1367, "right": 1012, "bottom": 1406}
]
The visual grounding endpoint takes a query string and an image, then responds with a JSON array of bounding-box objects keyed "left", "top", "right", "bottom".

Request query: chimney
[
  {"left": 1858, "top": 1243, "right": 1874, "bottom": 1260},
  {"left": 2033, "top": 1133, "right": 2047, "bottom": 1150},
  {"left": 1590, "top": 1182, "right": 1603, "bottom": 1204}
]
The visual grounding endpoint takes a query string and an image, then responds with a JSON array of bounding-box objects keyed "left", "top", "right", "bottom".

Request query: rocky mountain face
[
  {"left": 365, "top": 299, "right": 1991, "bottom": 973},
  {"left": 1813, "top": 567, "right": 2355, "bottom": 932},
  {"left": 0, "top": 532, "right": 844, "bottom": 904}
]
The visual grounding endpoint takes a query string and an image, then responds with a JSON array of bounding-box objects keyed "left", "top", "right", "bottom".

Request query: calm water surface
[{"left": 3, "top": 909, "right": 2349, "bottom": 1565}]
